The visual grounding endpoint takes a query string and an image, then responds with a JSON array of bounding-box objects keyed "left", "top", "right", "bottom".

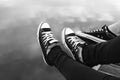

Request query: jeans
[
  {"left": 49, "top": 40, "right": 120, "bottom": 80},
  {"left": 83, "top": 36, "right": 120, "bottom": 67}
]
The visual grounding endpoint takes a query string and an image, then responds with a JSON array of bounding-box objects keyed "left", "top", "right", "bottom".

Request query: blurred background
[{"left": 0, "top": 0, "right": 120, "bottom": 80}]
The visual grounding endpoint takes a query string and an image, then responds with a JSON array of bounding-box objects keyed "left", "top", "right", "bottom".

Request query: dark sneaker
[
  {"left": 62, "top": 28, "right": 87, "bottom": 62},
  {"left": 83, "top": 25, "right": 117, "bottom": 41},
  {"left": 76, "top": 30, "right": 107, "bottom": 45},
  {"left": 37, "top": 22, "right": 59, "bottom": 66},
  {"left": 62, "top": 28, "right": 102, "bottom": 70}
]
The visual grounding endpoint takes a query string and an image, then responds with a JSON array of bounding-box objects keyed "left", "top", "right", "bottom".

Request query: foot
[
  {"left": 37, "top": 22, "right": 59, "bottom": 66},
  {"left": 82, "top": 25, "right": 117, "bottom": 41},
  {"left": 62, "top": 28, "right": 87, "bottom": 62},
  {"left": 76, "top": 30, "right": 106, "bottom": 44}
]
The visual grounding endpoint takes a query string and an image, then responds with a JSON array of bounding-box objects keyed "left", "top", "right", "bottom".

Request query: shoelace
[
  {"left": 89, "top": 27, "right": 108, "bottom": 39},
  {"left": 90, "top": 28, "right": 104, "bottom": 33},
  {"left": 42, "top": 32, "right": 57, "bottom": 48},
  {"left": 67, "top": 36, "right": 84, "bottom": 52}
]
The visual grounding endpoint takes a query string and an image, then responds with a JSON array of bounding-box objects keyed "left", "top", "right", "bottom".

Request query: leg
[
  {"left": 62, "top": 28, "right": 120, "bottom": 67},
  {"left": 83, "top": 36, "right": 120, "bottom": 67},
  {"left": 37, "top": 22, "right": 120, "bottom": 80},
  {"left": 49, "top": 46, "right": 120, "bottom": 80}
]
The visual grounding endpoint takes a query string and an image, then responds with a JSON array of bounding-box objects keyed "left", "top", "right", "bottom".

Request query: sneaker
[
  {"left": 83, "top": 25, "right": 117, "bottom": 41},
  {"left": 62, "top": 28, "right": 87, "bottom": 62},
  {"left": 76, "top": 30, "right": 107, "bottom": 44},
  {"left": 62, "top": 28, "right": 102, "bottom": 69},
  {"left": 37, "top": 22, "right": 59, "bottom": 66}
]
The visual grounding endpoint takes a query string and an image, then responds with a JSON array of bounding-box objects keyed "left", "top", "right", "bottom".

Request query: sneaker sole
[
  {"left": 61, "top": 28, "right": 76, "bottom": 60},
  {"left": 76, "top": 31, "right": 107, "bottom": 43},
  {"left": 37, "top": 22, "right": 49, "bottom": 65}
]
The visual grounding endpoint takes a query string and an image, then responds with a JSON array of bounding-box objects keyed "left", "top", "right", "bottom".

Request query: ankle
[{"left": 48, "top": 45, "right": 63, "bottom": 66}]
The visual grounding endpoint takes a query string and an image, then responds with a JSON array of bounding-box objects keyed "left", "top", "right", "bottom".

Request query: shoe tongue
[
  {"left": 49, "top": 39, "right": 58, "bottom": 44},
  {"left": 77, "top": 42, "right": 86, "bottom": 48},
  {"left": 47, "top": 41, "right": 59, "bottom": 54},
  {"left": 42, "top": 28, "right": 51, "bottom": 32},
  {"left": 46, "top": 39, "right": 58, "bottom": 49}
]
